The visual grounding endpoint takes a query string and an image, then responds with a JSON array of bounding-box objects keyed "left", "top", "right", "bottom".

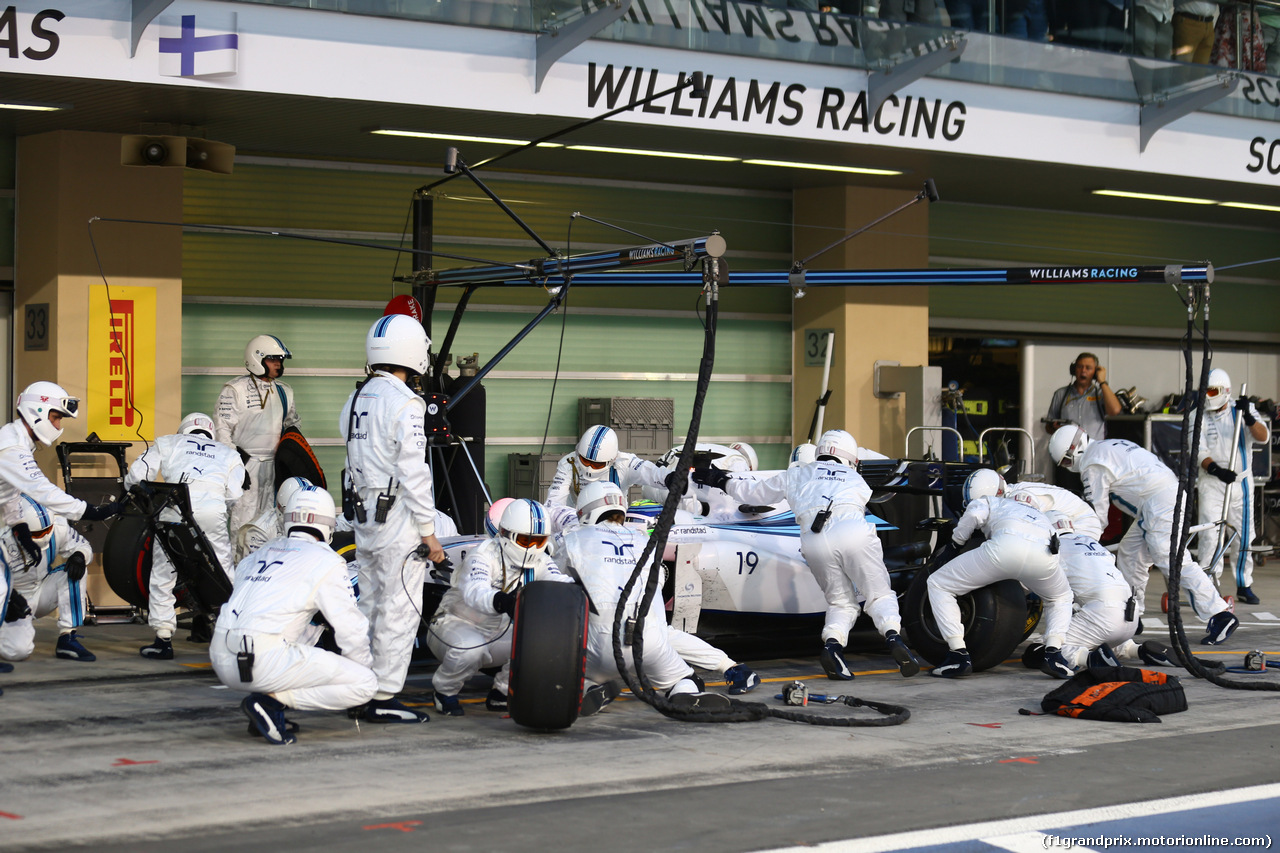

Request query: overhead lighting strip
[{"left": 1092, "top": 188, "right": 1280, "bottom": 213}]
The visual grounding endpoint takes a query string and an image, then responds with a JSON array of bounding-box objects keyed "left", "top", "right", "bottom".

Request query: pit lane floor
[{"left": 2, "top": 573, "right": 1279, "bottom": 853}]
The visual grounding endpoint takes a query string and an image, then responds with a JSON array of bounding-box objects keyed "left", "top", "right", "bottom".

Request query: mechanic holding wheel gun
[
  {"left": 339, "top": 314, "right": 446, "bottom": 724},
  {"left": 426, "top": 498, "right": 571, "bottom": 717},
  {"left": 691, "top": 429, "right": 923, "bottom": 681}
]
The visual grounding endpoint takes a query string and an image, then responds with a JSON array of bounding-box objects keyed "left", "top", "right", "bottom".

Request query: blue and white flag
[{"left": 159, "top": 13, "right": 238, "bottom": 78}]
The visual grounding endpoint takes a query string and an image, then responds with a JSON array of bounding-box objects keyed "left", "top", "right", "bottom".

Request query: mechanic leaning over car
[
  {"left": 1003, "top": 480, "right": 1104, "bottom": 540},
  {"left": 1049, "top": 426, "right": 1239, "bottom": 646},
  {"left": 339, "top": 314, "right": 446, "bottom": 724},
  {"left": 212, "top": 485, "right": 378, "bottom": 746},
  {"left": 216, "top": 335, "right": 299, "bottom": 542},
  {"left": 928, "top": 470, "right": 1074, "bottom": 680},
  {"left": 126, "top": 413, "right": 246, "bottom": 661},
  {"left": 562, "top": 480, "right": 734, "bottom": 716},
  {"left": 427, "top": 498, "right": 572, "bottom": 717},
  {"left": 0, "top": 495, "right": 96, "bottom": 664},
  {"left": 692, "top": 429, "right": 924, "bottom": 681},
  {"left": 545, "top": 425, "right": 680, "bottom": 511},
  {"left": 1193, "top": 368, "right": 1270, "bottom": 605}
]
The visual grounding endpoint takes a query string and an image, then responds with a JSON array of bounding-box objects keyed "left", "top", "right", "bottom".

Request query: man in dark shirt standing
[{"left": 1045, "top": 352, "right": 1122, "bottom": 492}]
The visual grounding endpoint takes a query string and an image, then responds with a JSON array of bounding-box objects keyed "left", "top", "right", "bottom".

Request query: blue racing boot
[
  {"left": 1086, "top": 643, "right": 1120, "bottom": 668},
  {"left": 364, "top": 696, "right": 430, "bottom": 723},
  {"left": 579, "top": 681, "right": 621, "bottom": 717},
  {"left": 724, "top": 663, "right": 760, "bottom": 694},
  {"left": 1040, "top": 647, "right": 1074, "bottom": 679},
  {"left": 484, "top": 688, "right": 508, "bottom": 712},
  {"left": 1201, "top": 611, "right": 1240, "bottom": 646},
  {"left": 931, "top": 648, "right": 973, "bottom": 678},
  {"left": 1237, "top": 586, "right": 1260, "bottom": 606},
  {"left": 242, "top": 693, "right": 296, "bottom": 745},
  {"left": 1138, "top": 640, "right": 1175, "bottom": 667},
  {"left": 885, "top": 631, "right": 922, "bottom": 677},
  {"left": 819, "top": 639, "right": 854, "bottom": 680},
  {"left": 433, "top": 693, "right": 464, "bottom": 717},
  {"left": 55, "top": 632, "right": 96, "bottom": 662}
]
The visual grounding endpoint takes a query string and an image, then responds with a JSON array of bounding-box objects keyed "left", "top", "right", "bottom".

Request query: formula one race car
[{"left": 428, "top": 458, "right": 1035, "bottom": 675}]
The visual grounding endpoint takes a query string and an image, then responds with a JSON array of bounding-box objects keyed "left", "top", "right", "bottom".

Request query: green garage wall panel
[{"left": 929, "top": 203, "right": 1280, "bottom": 335}]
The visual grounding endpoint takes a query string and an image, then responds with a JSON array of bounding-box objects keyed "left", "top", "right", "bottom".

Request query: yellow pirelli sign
[{"left": 88, "top": 286, "right": 156, "bottom": 440}]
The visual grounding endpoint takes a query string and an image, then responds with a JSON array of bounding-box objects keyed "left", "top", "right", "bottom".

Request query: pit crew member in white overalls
[
  {"left": 211, "top": 486, "right": 377, "bottom": 746},
  {"left": 1193, "top": 369, "right": 1270, "bottom": 605},
  {"left": 0, "top": 495, "right": 96, "bottom": 663},
  {"left": 928, "top": 470, "right": 1074, "bottom": 679},
  {"left": 426, "top": 499, "right": 570, "bottom": 717},
  {"left": 216, "top": 335, "right": 299, "bottom": 541},
  {"left": 1026, "top": 512, "right": 1137, "bottom": 673},
  {"left": 1050, "top": 426, "right": 1239, "bottom": 646},
  {"left": 693, "top": 429, "right": 923, "bottom": 681},
  {"left": 545, "top": 425, "right": 676, "bottom": 511},
  {"left": 0, "top": 382, "right": 122, "bottom": 535},
  {"left": 551, "top": 486, "right": 759, "bottom": 695},
  {"left": 1004, "top": 480, "right": 1105, "bottom": 540},
  {"left": 339, "top": 314, "right": 445, "bottom": 723},
  {"left": 562, "top": 481, "right": 732, "bottom": 715},
  {"left": 126, "top": 412, "right": 245, "bottom": 661}
]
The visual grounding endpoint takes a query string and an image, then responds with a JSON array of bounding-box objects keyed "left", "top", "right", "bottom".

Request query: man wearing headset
[{"left": 1045, "top": 352, "right": 1122, "bottom": 491}]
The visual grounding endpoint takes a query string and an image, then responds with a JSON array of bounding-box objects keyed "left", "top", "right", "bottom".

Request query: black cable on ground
[
  {"left": 1165, "top": 283, "right": 1280, "bottom": 692},
  {"left": 610, "top": 259, "right": 910, "bottom": 726}
]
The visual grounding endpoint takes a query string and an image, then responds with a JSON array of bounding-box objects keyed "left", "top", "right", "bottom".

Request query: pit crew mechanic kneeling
[
  {"left": 928, "top": 470, "right": 1074, "bottom": 679},
  {"left": 426, "top": 499, "right": 571, "bottom": 717},
  {"left": 562, "top": 481, "right": 733, "bottom": 715},
  {"left": 211, "top": 486, "right": 377, "bottom": 746},
  {"left": 0, "top": 495, "right": 96, "bottom": 663},
  {"left": 1049, "top": 426, "right": 1239, "bottom": 646},
  {"left": 126, "top": 412, "right": 246, "bottom": 659},
  {"left": 691, "top": 429, "right": 923, "bottom": 681}
]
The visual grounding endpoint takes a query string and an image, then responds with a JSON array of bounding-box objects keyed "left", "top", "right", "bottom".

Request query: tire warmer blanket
[
  {"left": 1039, "top": 666, "right": 1188, "bottom": 723},
  {"left": 276, "top": 427, "right": 327, "bottom": 490}
]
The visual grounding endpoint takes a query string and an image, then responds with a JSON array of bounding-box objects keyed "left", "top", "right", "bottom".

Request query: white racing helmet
[
  {"left": 1205, "top": 368, "right": 1232, "bottom": 412},
  {"left": 366, "top": 314, "right": 431, "bottom": 377},
  {"left": 485, "top": 497, "right": 516, "bottom": 538},
  {"left": 17, "top": 495, "right": 54, "bottom": 544},
  {"left": 577, "top": 480, "right": 628, "bottom": 525},
  {"left": 179, "top": 412, "right": 215, "bottom": 439},
  {"left": 815, "top": 430, "right": 858, "bottom": 467},
  {"left": 962, "top": 469, "right": 1006, "bottom": 507},
  {"left": 283, "top": 483, "right": 337, "bottom": 544},
  {"left": 575, "top": 425, "right": 619, "bottom": 483},
  {"left": 1049, "top": 425, "right": 1091, "bottom": 473},
  {"left": 17, "top": 381, "right": 79, "bottom": 447},
  {"left": 244, "top": 335, "right": 291, "bottom": 377},
  {"left": 789, "top": 443, "right": 817, "bottom": 469},
  {"left": 729, "top": 442, "right": 759, "bottom": 472},
  {"left": 498, "top": 499, "right": 551, "bottom": 569},
  {"left": 276, "top": 476, "right": 314, "bottom": 512}
]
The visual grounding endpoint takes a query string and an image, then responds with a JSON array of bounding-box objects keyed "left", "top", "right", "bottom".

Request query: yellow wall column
[
  {"left": 792, "top": 186, "right": 930, "bottom": 458},
  {"left": 15, "top": 130, "right": 184, "bottom": 445}
]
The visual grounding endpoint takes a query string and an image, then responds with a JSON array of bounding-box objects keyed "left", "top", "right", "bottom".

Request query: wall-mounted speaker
[{"left": 121, "top": 134, "right": 235, "bottom": 174}]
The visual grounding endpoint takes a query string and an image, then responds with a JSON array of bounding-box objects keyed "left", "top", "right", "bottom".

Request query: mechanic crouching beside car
[{"left": 691, "top": 429, "right": 923, "bottom": 681}]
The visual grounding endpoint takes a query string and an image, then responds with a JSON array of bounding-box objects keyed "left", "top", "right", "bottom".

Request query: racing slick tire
[
  {"left": 508, "top": 581, "right": 589, "bottom": 731},
  {"left": 101, "top": 512, "right": 154, "bottom": 608},
  {"left": 902, "top": 568, "right": 1027, "bottom": 672}
]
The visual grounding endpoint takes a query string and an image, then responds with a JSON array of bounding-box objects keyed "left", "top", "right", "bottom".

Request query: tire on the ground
[
  {"left": 101, "top": 513, "right": 154, "bottom": 608},
  {"left": 902, "top": 567, "right": 1027, "bottom": 672},
  {"left": 508, "top": 581, "right": 589, "bottom": 731}
]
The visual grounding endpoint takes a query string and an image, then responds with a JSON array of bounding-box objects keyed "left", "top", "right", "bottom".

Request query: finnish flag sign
[{"left": 159, "top": 13, "right": 238, "bottom": 78}]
